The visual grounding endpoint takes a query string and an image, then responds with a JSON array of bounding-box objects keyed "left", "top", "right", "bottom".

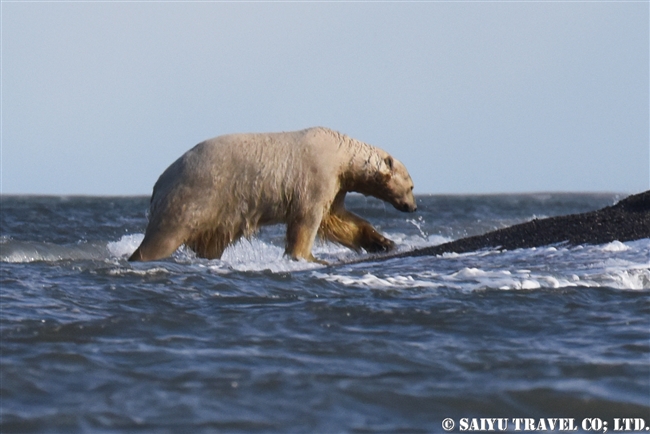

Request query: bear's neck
[{"left": 339, "top": 139, "right": 385, "bottom": 195}]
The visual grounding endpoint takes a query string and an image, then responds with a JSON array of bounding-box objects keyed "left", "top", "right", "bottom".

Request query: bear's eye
[{"left": 410, "top": 186, "right": 414, "bottom": 191}]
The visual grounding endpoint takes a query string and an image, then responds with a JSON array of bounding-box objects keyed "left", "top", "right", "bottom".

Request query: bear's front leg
[
  {"left": 320, "top": 209, "right": 396, "bottom": 254},
  {"left": 357, "top": 223, "right": 396, "bottom": 253},
  {"left": 285, "top": 212, "right": 328, "bottom": 264}
]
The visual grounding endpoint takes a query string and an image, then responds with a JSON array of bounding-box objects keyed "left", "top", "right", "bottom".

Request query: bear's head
[{"left": 378, "top": 155, "right": 417, "bottom": 213}]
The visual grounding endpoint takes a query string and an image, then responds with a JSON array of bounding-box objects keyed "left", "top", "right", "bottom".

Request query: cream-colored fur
[{"left": 129, "top": 127, "right": 416, "bottom": 263}]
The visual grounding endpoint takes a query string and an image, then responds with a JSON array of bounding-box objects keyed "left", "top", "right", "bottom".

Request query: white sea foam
[
  {"left": 600, "top": 240, "right": 630, "bottom": 252},
  {"left": 217, "top": 238, "right": 326, "bottom": 273},
  {"left": 312, "top": 271, "right": 441, "bottom": 289},
  {"left": 107, "top": 234, "right": 145, "bottom": 258},
  {"left": 389, "top": 232, "right": 450, "bottom": 251},
  {"left": 214, "top": 234, "right": 397, "bottom": 273},
  {"left": 107, "top": 266, "right": 171, "bottom": 276}
]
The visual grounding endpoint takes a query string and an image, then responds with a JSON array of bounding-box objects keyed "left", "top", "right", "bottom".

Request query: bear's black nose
[{"left": 402, "top": 203, "right": 416, "bottom": 213}]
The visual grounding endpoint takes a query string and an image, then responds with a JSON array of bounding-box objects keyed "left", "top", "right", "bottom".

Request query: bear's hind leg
[
  {"left": 186, "top": 229, "right": 240, "bottom": 260},
  {"left": 320, "top": 210, "right": 395, "bottom": 254},
  {"left": 129, "top": 226, "right": 187, "bottom": 261}
]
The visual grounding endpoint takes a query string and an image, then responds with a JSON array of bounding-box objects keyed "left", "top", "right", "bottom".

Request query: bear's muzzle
[{"left": 395, "top": 202, "right": 417, "bottom": 213}]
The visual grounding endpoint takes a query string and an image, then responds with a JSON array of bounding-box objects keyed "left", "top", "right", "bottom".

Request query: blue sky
[{"left": 2, "top": 1, "right": 648, "bottom": 195}]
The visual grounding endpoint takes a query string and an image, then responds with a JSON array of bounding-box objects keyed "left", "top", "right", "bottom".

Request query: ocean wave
[
  {"left": 312, "top": 266, "right": 649, "bottom": 292},
  {"left": 0, "top": 229, "right": 437, "bottom": 266},
  {"left": 3, "top": 234, "right": 648, "bottom": 291},
  {"left": 0, "top": 238, "right": 109, "bottom": 263},
  {"left": 311, "top": 240, "right": 650, "bottom": 292}
]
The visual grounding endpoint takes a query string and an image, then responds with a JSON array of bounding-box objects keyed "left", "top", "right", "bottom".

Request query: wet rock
[{"left": 391, "top": 190, "right": 650, "bottom": 259}]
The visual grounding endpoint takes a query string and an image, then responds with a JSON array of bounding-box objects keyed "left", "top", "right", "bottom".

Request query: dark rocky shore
[{"left": 379, "top": 190, "right": 650, "bottom": 261}]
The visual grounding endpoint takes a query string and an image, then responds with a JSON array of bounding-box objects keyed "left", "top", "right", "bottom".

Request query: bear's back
[{"left": 149, "top": 127, "right": 344, "bottom": 227}]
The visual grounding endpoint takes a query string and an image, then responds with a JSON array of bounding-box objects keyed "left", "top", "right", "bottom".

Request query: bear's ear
[{"left": 384, "top": 156, "right": 394, "bottom": 173}]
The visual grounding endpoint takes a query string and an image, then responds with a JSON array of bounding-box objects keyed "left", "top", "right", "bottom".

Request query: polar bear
[{"left": 129, "top": 127, "right": 416, "bottom": 263}]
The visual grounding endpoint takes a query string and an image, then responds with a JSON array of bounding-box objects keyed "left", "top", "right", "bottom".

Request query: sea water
[{"left": 1, "top": 194, "right": 648, "bottom": 433}]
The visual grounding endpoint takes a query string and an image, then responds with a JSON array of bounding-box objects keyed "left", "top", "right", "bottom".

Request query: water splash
[{"left": 407, "top": 215, "right": 429, "bottom": 240}]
